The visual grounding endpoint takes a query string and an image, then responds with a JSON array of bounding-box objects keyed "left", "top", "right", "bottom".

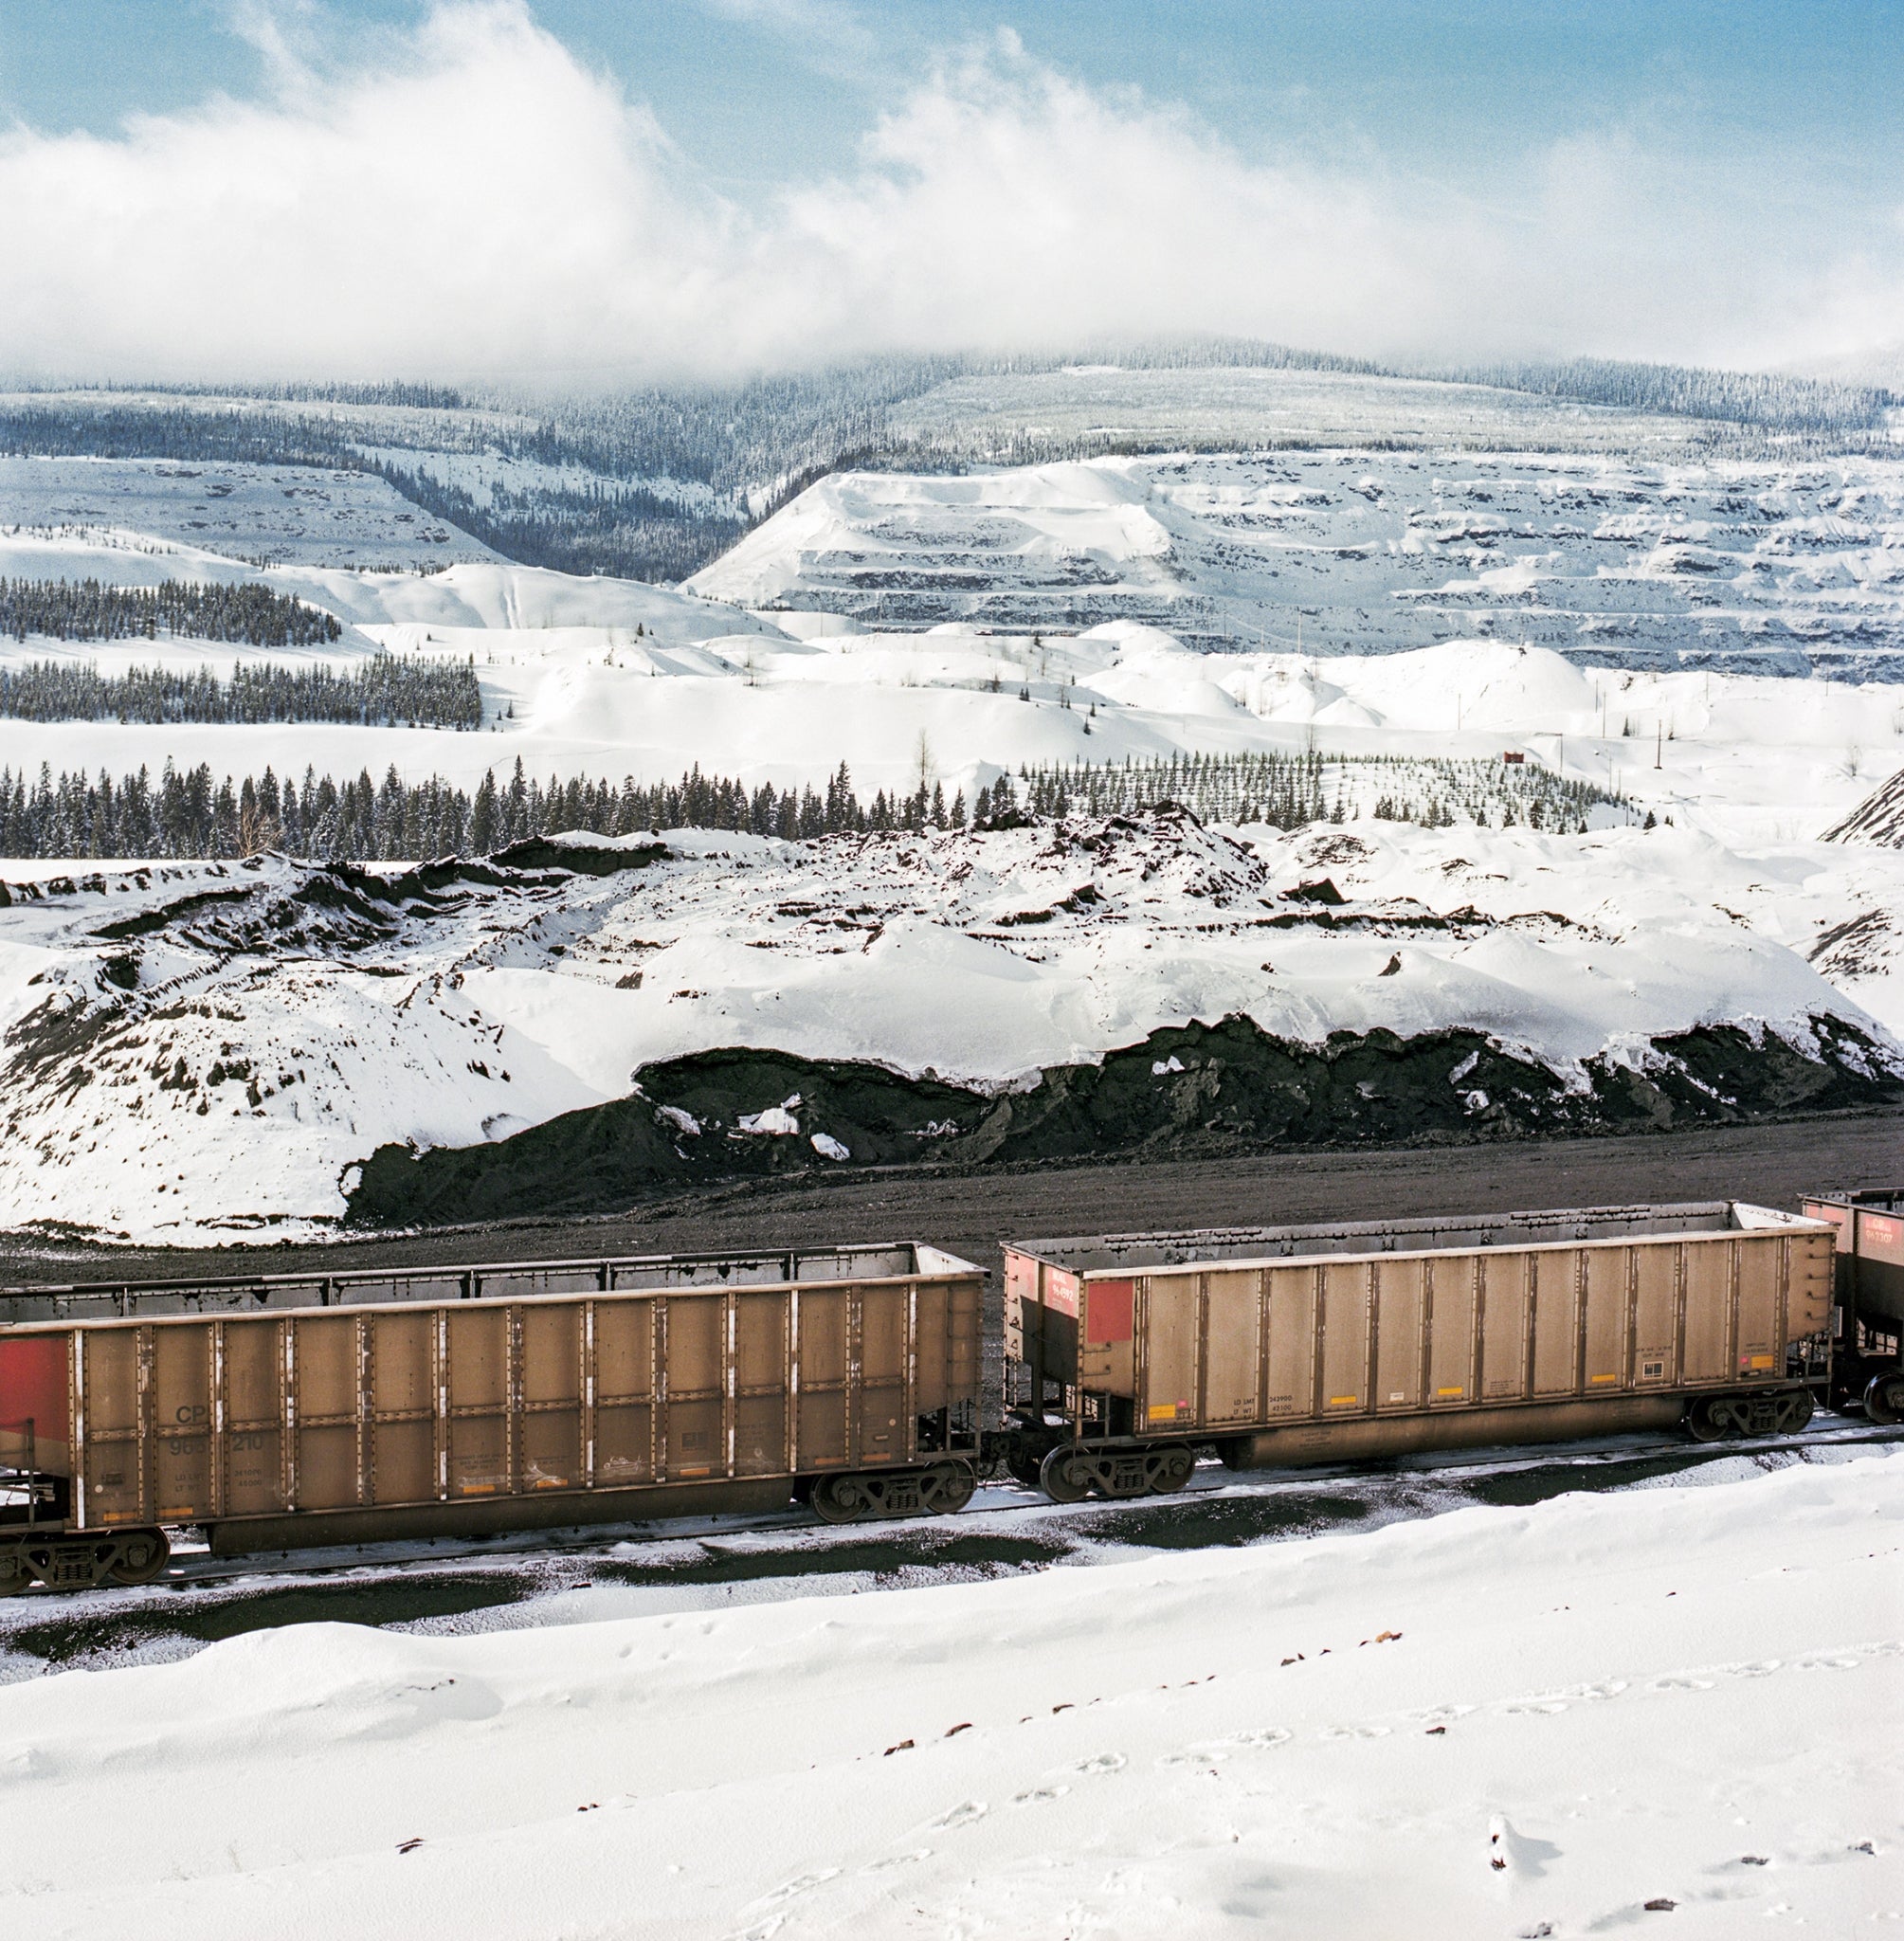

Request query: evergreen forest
[{"left": 0, "top": 749, "right": 1631, "bottom": 864}]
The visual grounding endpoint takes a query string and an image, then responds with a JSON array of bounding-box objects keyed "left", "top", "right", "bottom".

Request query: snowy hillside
[
  {"left": 888, "top": 361, "right": 1731, "bottom": 453},
  {"left": 1, "top": 1451, "right": 1895, "bottom": 1938},
  {"left": 690, "top": 450, "right": 1904, "bottom": 673},
  {"left": 1, "top": 805, "right": 1896, "bottom": 1241},
  {"left": 0, "top": 454, "right": 499, "bottom": 570},
  {"left": 1825, "top": 763, "right": 1904, "bottom": 846},
  {"left": 1, "top": 510, "right": 1901, "bottom": 1238},
  {"left": 0, "top": 521, "right": 1892, "bottom": 847}
]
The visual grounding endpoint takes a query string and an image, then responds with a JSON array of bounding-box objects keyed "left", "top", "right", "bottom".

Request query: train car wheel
[
  {"left": 1004, "top": 1451, "right": 1044, "bottom": 1490},
  {"left": 1038, "top": 1446, "right": 1092, "bottom": 1504},
  {"left": 0, "top": 1549, "right": 32, "bottom": 1598},
  {"left": 922, "top": 1460, "right": 976, "bottom": 1515},
  {"left": 105, "top": 1529, "right": 171, "bottom": 1586},
  {"left": 1864, "top": 1371, "right": 1904, "bottom": 1426},
  {"left": 808, "top": 1475, "right": 873, "bottom": 1524},
  {"left": 1144, "top": 1445, "right": 1196, "bottom": 1495},
  {"left": 1774, "top": 1388, "right": 1816, "bottom": 1434},
  {"left": 1684, "top": 1397, "right": 1729, "bottom": 1442}
]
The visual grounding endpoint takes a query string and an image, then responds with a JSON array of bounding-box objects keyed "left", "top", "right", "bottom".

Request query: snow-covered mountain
[{"left": 690, "top": 451, "right": 1904, "bottom": 674}]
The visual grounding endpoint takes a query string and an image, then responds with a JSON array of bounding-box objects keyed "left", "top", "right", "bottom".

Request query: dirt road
[{"left": 7, "top": 1109, "right": 1900, "bottom": 1287}]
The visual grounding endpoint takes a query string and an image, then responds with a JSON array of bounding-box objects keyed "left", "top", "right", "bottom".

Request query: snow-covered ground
[
  {"left": 691, "top": 449, "right": 1904, "bottom": 671},
  {"left": 0, "top": 1450, "right": 1895, "bottom": 1938},
  {"left": 1, "top": 807, "right": 1896, "bottom": 1241}
]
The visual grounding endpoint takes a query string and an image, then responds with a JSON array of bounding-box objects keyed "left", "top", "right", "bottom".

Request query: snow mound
[{"left": 0, "top": 1451, "right": 1895, "bottom": 1938}]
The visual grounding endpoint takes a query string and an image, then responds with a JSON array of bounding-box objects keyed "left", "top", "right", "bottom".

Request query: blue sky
[
  {"left": 9, "top": 1, "right": 1899, "bottom": 199},
  {"left": 1, "top": 1, "right": 1899, "bottom": 381}
]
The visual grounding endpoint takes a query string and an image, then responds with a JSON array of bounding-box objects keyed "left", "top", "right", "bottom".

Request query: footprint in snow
[
  {"left": 1565, "top": 1679, "right": 1626, "bottom": 1701},
  {"left": 753, "top": 1870, "right": 840, "bottom": 1909},
  {"left": 1157, "top": 1728, "right": 1292, "bottom": 1769},
  {"left": 1013, "top": 1785, "right": 1069, "bottom": 1806},
  {"left": 1071, "top": 1753, "right": 1126, "bottom": 1775},
  {"left": 1317, "top": 1724, "right": 1391, "bottom": 1740},
  {"left": 1405, "top": 1706, "right": 1475, "bottom": 1727},
  {"left": 932, "top": 1801, "right": 988, "bottom": 1830},
  {"left": 1648, "top": 1675, "right": 1714, "bottom": 1693}
]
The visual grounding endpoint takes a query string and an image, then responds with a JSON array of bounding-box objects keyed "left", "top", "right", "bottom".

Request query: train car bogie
[
  {"left": 0, "top": 1525, "right": 170, "bottom": 1596},
  {"left": 1038, "top": 1442, "right": 1196, "bottom": 1501},
  {"left": 806, "top": 1458, "right": 977, "bottom": 1523},
  {"left": 1683, "top": 1388, "right": 1814, "bottom": 1442}
]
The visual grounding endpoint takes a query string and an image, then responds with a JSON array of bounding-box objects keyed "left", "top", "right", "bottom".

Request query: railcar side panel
[
  {"left": 1632, "top": 1245, "right": 1678, "bottom": 1386},
  {"left": 1478, "top": 1252, "right": 1531, "bottom": 1403},
  {"left": 1581, "top": 1247, "right": 1627, "bottom": 1389},
  {"left": 82, "top": 1328, "right": 143, "bottom": 1526},
  {"left": 1682, "top": 1243, "right": 1732, "bottom": 1385},
  {"left": 1425, "top": 1255, "right": 1476, "bottom": 1406},
  {"left": 1373, "top": 1258, "right": 1425, "bottom": 1412},
  {"left": 797, "top": 1286, "right": 849, "bottom": 1468},
  {"left": 1531, "top": 1250, "right": 1578, "bottom": 1396},
  {"left": 1140, "top": 1273, "right": 1199, "bottom": 1431},
  {"left": 1317, "top": 1263, "right": 1369, "bottom": 1415},
  {"left": 1262, "top": 1266, "right": 1315, "bottom": 1419},
  {"left": 1203, "top": 1271, "right": 1261, "bottom": 1426},
  {"left": 1004, "top": 1205, "right": 1834, "bottom": 1468}
]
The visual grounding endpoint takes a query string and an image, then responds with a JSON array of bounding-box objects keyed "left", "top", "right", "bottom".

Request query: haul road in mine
[{"left": 0, "top": 1192, "right": 1894, "bottom": 1594}]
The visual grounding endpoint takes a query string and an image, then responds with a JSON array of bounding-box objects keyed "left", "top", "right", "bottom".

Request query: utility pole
[{"left": 1655, "top": 719, "right": 1662, "bottom": 769}]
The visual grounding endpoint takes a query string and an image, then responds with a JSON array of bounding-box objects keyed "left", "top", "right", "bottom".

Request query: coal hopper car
[
  {"left": 999, "top": 1200, "right": 1834, "bottom": 1499},
  {"left": 0, "top": 1242, "right": 983, "bottom": 1593},
  {"left": 1801, "top": 1188, "right": 1904, "bottom": 1423}
]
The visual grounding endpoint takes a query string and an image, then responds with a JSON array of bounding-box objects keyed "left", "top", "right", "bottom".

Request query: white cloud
[{"left": 0, "top": 1, "right": 1896, "bottom": 384}]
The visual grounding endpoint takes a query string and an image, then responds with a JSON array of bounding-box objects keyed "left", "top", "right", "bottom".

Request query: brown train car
[
  {"left": 0, "top": 1241, "right": 983, "bottom": 1593},
  {"left": 1001, "top": 1201, "right": 1833, "bottom": 1500},
  {"left": 1801, "top": 1188, "right": 1904, "bottom": 1422}
]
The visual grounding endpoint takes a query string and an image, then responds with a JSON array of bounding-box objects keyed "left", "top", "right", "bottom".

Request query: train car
[
  {"left": 1800, "top": 1188, "right": 1904, "bottom": 1423},
  {"left": 0, "top": 1242, "right": 984, "bottom": 1593},
  {"left": 1000, "top": 1201, "right": 1833, "bottom": 1500}
]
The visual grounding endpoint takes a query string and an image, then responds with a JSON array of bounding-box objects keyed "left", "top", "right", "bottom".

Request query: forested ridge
[
  {"left": 0, "top": 653, "right": 481, "bottom": 729},
  {"left": 7, "top": 345, "right": 1892, "bottom": 584},
  {"left": 0, "top": 757, "right": 926, "bottom": 862},
  {"left": 0, "top": 745, "right": 1632, "bottom": 864},
  {"left": 0, "top": 575, "right": 340, "bottom": 646}
]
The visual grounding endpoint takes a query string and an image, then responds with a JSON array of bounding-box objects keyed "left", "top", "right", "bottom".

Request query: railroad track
[{"left": 17, "top": 1412, "right": 1899, "bottom": 1609}]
